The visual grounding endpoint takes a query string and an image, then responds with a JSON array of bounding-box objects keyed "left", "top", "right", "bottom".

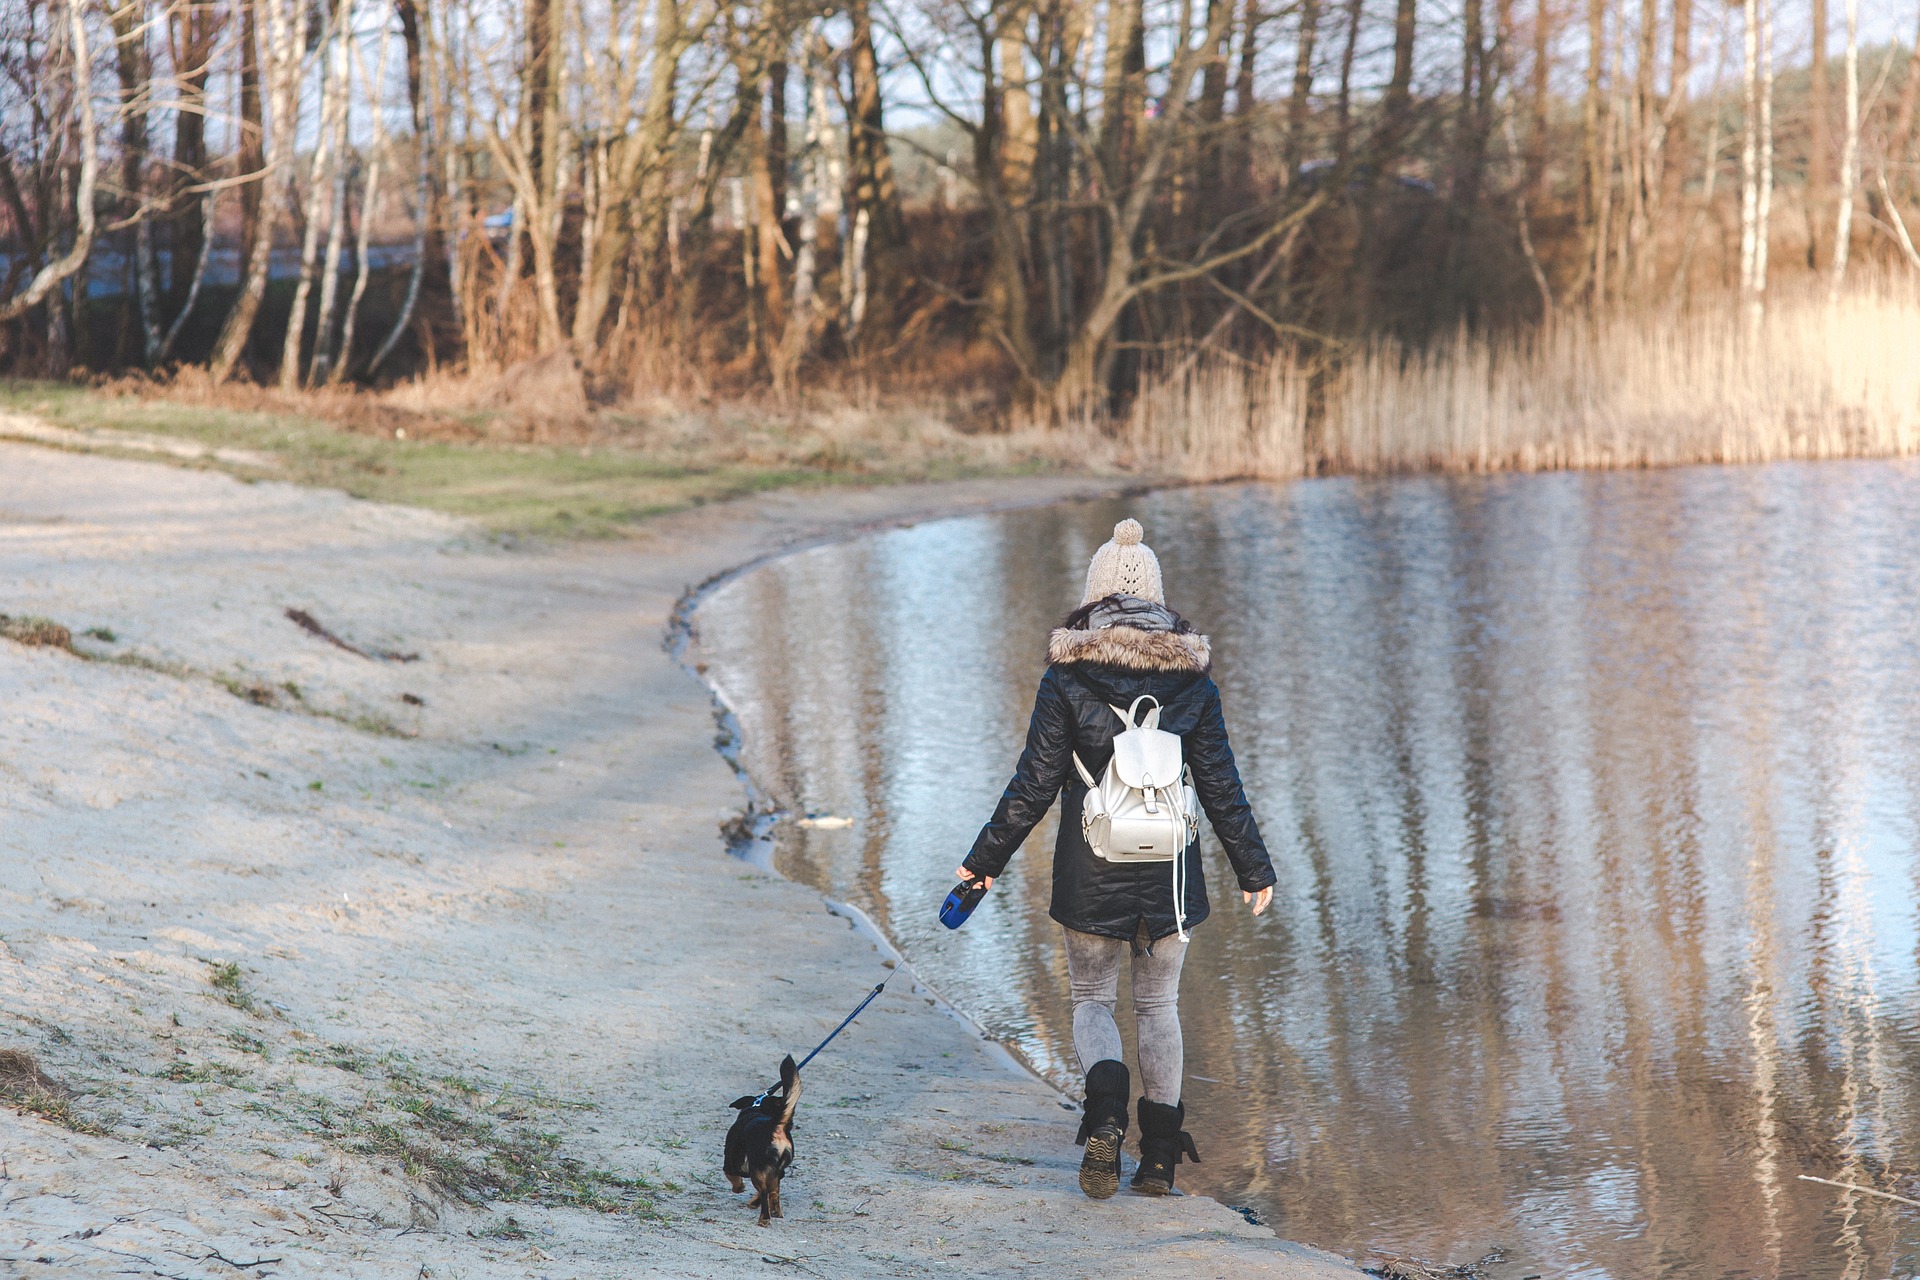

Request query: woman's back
[{"left": 955, "top": 518, "right": 1275, "bottom": 1199}]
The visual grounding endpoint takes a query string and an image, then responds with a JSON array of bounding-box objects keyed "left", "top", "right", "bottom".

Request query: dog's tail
[{"left": 775, "top": 1054, "right": 801, "bottom": 1132}]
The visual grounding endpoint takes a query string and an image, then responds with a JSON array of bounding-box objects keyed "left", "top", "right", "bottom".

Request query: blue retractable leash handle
[{"left": 940, "top": 872, "right": 990, "bottom": 929}]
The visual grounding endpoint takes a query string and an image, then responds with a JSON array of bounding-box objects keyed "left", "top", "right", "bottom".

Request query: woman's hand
[
  {"left": 954, "top": 866, "right": 994, "bottom": 890},
  {"left": 1243, "top": 886, "right": 1272, "bottom": 915}
]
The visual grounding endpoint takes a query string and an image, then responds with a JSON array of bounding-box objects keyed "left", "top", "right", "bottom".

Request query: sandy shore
[{"left": 0, "top": 440, "right": 1361, "bottom": 1279}]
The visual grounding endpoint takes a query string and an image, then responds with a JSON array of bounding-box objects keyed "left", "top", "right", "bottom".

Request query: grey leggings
[{"left": 1063, "top": 926, "right": 1188, "bottom": 1104}]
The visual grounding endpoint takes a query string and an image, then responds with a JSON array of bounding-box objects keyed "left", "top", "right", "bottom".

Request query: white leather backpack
[{"left": 1072, "top": 695, "right": 1201, "bottom": 939}]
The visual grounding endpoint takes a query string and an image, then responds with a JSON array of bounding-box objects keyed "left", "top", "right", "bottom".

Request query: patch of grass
[
  {"left": 158, "top": 1030, "right": 649, "bottom": 1217},
  {"left": 83, "top": 626, "right": 118, "bottom": 642},
  {"left": 228, "top": 1031, "right": 268, "bottom": 1057},
  {"left": 325, "top": 1045, "right": 370, "bottom": 1074},
  {"left": 156, "top": 1060, "right": 254, "bottom": 1088},
  {"left": 217, "top": 674, "right": 283, "bottom": 707},
  {"left": 0, "top": 379, "right": 1077, "bottom": 539},
  {"left": 0, "top": 1048, "right": 106, "bottom": 1135},
  {"left": 470, "top": 1214, "right": 534, "bottom": 1240},
  {"left": 346, "top": 1092, "right": 650, "bottom": 1212},
  {"left": 0, "top": 614, "right": 74, "bottom": 650},
  {"left": 106, "top": 650, "right": 190, "bottom": 677},
  {"left": 8, "top": 1090, "right": 109, "bottom": 1134},
  {"left": 206, "top": 960, "right": 264, "bottom": 1016}
]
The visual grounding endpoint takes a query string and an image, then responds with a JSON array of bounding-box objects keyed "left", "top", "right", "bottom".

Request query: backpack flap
[{"left": 1109, "top": 724, "right": 1185, "bottom": 796}]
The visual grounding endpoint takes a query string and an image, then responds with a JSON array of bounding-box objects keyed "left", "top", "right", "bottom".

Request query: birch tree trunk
[
  {"left": 1284, "top": 0, "right": 1321, "bottom": 184},
  {"left": 310, "top": 69, "right": 357, "bottom": 383},
  {"left": 977, "top": 3, "right": 1036, "bottom": 379},
  {"left": 371, "top": 0, "right": 435, "bottom": 375},
  {"left": 1232, "top": 0, "right": 1263, "bottom": 185},
  {"left": 510, "top": 0, "right": 566, "bottom": 349},
  {"left": 772, "top": 26, "right": 831, "bottom": 389},
  {"left": 1194, "top": 0, "right": 1233, "bottom": 199},
  {"left": 211, "top": 0, "right": 308, "bottom": 383},
  {"left": 1758, "top": 0, "right": 1772, "bottom": 317},
  {"left": 234, "top": 0, "right": 265, "bottom": 268},
  {"left": 1827, "top": 0, "right": 1856, "bottom": 300},
  {"left": 166, "top": 0, "right": 221, "bottom": 317},
  {"left": 1739, "top": 0, "right": 1758, "bottom": 306},
  {"left": 0, "top": 0, "right": 98, "bottom": 324},
  {"left": 1333, "top": 0, "right": 1362, "bottom": 164},
  {"left": 329, "top": 25, "right": 394, "bottom": 381},
  {"left": 330, "top": 152, "right": 381, "bottom": 381},
  {"left": 280, "top": 0, "right": 353, "bottom": 390},
  {"left": 1808, "top": 0, "right": 1829, "bottom": 269},
  {"left": 1581, "top": 0, "right": 1606, "bottom": 305},
  {"left": 1739, "top": 0, "right": 1772, "bottom": 335},
  {"left": 845, "top": 0, "right": 902, "bottom": 328},
  {"left": 745, "top": 66, "right": 787, "bottom": 359},
  {"left": 158, "top": 190, "right": 215, "bottom": 360},
  {"left": 111, "top": 0, "right": 163, "bottom": 362},
  {"left": 999, "top": 7, "right": 1036, "bottom": 202},
  {"left": 1661, "top": 0, "right": 1693, "bottom": 216},
  {"left": 1371, "top": 0, "right": 1418, "bottom": 164}
]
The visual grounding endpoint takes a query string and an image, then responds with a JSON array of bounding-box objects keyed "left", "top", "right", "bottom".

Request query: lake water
[{"left": 695, "top": 465, "right": 1920, "bottom": 1279}]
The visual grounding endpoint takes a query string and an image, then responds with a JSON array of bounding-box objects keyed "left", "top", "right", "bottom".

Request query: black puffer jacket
[{"left": 962, "top": 597, "right": 1275, "bottom": 942}]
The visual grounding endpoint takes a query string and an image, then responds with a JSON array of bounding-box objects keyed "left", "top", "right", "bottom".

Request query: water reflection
[{"left": 694, "top": 464, "right": 1920, "bottom": 1279}]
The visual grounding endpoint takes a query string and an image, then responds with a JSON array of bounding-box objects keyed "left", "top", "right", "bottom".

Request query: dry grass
[
  {"left": 0, "top": 1048, "right": 65, "bottom": 1094},
  {"left": 2, "top": 368, "right": 1113, "bottom": 537},
  {"left": 1121, "top": 276, "right": 1920, "bottom": 480},
  {"left": 0, "top": 615, "right": 75, "bottom": 650},
  {"left": 0, "top": 1047, "right": 104, "bottom": 1134}
]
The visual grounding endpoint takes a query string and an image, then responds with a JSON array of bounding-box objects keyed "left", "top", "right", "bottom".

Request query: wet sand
[{"left": 0, "top": 439, "right": 1361, "bottom": 1279}]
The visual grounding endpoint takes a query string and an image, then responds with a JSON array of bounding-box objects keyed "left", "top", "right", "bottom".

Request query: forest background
[{"left": 2, "top": 0, "right": 1919, "bottom": 531}]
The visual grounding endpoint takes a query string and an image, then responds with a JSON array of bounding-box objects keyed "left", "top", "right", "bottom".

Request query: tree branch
[{"left": 0, "top": 0, "right": 99, "bottom": 323}]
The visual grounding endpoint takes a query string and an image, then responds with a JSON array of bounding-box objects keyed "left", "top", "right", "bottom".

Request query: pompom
[{"left": 1112, "top": 518, "right": 1144, "bottom": 547}]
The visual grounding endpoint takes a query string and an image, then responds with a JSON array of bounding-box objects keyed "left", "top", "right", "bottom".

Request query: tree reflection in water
[{"left": 695, "top": 464, "right": 1920, "bottom": 1280}]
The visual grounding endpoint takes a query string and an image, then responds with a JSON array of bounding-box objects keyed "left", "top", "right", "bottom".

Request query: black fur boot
[
  {"left": 1131, "top": 1098, "right": 1200, "bottom": 1195},
  {"left": 1075, "top": 1060, "right": 1130, "bottom": 1200}
]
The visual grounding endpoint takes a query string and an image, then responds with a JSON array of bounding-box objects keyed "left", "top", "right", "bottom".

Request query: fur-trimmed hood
[{"left": 1047, "top": 625, "right": 1212, "bottom": 673}]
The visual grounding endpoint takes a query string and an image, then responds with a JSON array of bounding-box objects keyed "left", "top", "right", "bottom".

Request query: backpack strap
[
  {"left": 1112, "top": 695, "right": 1163, "bottom": 731},
  {"left": 1071, "top": 752, "right": 1099, "bottom": 789}
]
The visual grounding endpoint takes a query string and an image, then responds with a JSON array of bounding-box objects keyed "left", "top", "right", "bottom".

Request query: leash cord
[{"left": 754, "top": 975, "right": 891, "bottom": 1103}]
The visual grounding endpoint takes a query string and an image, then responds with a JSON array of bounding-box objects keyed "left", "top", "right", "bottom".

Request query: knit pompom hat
[{"left": 1081, "top": 518, "right": 1165, "bottom": 605}]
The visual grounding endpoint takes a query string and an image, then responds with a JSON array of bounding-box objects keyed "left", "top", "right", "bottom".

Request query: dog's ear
[{"left": 729, "top": 1095, "right": 759, "bottom": 1110}]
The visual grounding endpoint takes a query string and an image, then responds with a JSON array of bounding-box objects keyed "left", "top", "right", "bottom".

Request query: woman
[{"left": 955, "top": 518, "right": 1275, "bottom": 1200}]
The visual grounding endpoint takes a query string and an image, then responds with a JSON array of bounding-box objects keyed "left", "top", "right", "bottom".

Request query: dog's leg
[
  {"left": 727, "top": 1173, "right": 744, "bottom": 1193},
  {"left": 770, "top": 1173, "right": 783, "bottom": 1219},
  {"left": 752, "top": 1172, "right": 772, "bottom": 1226}
]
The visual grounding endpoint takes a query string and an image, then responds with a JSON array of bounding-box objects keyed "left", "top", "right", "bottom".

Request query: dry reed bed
[{"left": 1124, "top": 282, "right": 1920, "bottom": 480}]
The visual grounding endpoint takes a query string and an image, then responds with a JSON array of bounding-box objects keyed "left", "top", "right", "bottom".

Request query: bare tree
[
  {"left": 110, "top": 0, "right": 163, "bottom": 361},
  {"left": 0, "top": 0, "right": 99, "bottom": 325},
  {"left": 845, "top": 0, "right": 904, "bottom": 331},
  {"left": 281, "top": 0, "right": 355, "bottom": 389},
  {"left": 325, "top": 18, "right": 395, "bottom": 382},
  {"left": 211, "top": 0, "right": 312, "bottom": 384},
  {"left": 1738, "top": 0, "right": 1773, "bottom": 334},
  {"left": 1827, "top": 0, "right": 1856, "bottom": 298},
  {"left": 1809, "top": 0, "right": 1829, "bottom": 267}
]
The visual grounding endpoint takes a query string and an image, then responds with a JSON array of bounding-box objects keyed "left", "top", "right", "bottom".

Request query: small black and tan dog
[{"left": 724, "top": 1055, "right": 801, "bottom": 1226}]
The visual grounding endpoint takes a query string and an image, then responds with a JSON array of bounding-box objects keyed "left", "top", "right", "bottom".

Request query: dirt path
[{"left": 0, "top": 442, "right": 1361, "bottom": 1280}]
